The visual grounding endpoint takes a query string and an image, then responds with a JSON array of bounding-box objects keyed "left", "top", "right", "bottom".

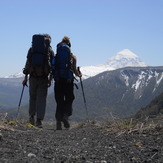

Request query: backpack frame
[{"left": 29, "top": 34, "right": 51, "bottom": 76}]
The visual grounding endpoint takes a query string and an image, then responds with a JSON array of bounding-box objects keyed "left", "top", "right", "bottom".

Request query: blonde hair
[{"left": 62, "top": 36, "right": 70, "bottom": 43}]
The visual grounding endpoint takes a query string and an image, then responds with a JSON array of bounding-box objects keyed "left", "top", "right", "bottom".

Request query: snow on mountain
[
  {"left": 105, "top": 49, "right": 147, "bottom": 68},
  {"left": 120, "top": 67, "right": 163, "bottom": 99},
  {"left": 81, "top": 49, "right": 148, "bottom": 79},
  {"left": 4, "top": 49, "right": 148, "bottom": 79},
  {"left": 80, "top": 65, "right": 114, "bottom": 79},
  {"left": 4, "top": 72, "right": 24, "bottom": 78}
]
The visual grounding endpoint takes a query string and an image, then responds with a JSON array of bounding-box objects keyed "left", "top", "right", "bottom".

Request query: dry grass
[
  {"left": 0, "top": 112, "right": 163, "bottom": 136},
  {"left": 95, "top": 113, "right": 163, "bottom": 138}
]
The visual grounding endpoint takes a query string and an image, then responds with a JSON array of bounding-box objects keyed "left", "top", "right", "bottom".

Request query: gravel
[{"left": 0, "top": 119, "right": 163, "bottom": 163}]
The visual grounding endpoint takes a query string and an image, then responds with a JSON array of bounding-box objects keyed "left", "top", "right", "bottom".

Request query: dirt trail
[{"left": 0, "top": 119, "right": 163, "bottom": 163}]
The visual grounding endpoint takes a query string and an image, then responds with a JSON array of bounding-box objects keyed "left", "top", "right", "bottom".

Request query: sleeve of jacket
[
  {"left": 23, "top": 48, "right": 32, "bottom": 75},
  {"left": 49, "top": 47, "right": 55, "bottom": 76}
]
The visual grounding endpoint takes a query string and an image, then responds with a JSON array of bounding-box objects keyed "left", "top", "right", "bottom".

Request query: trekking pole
[
  {"left": 77, "top": 67, "right": 89, "bottom": 121},
  {"left": 17, "top": 85, "right": 25, "bottom": 118}
]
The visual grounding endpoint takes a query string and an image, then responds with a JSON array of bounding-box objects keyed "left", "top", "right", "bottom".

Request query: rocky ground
[{"left": 0, "top": 115, "right": 163, "bottom": 163}]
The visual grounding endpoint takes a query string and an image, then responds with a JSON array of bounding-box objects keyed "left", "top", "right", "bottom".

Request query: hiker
[
  {"left": 52, "top": 36, "right": 82, "bottom": 130},
  {"left": 22, "top": 34, "right": 54, "bottom": 128}
]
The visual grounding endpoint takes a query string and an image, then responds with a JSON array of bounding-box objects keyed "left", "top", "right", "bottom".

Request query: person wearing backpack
[
  {"left": 52, "top": 36, "right": 82, "bottom": 130},
  {"left": 22, "top": 34, "right": 54, "bottom": 128}
]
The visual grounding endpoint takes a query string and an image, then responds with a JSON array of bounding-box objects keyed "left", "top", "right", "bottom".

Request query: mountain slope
[
  {"left": 0, "top": 77, "right": 53, "bottom": 109},
  {"left": 72, "top": 66, "right": 163, "bottom": 120},
  {"left": 135, "top": 92, "right": 163, "bottom": 118},
  {"left": 43, "top": 66, "right": 163, "bottom": 121},
  {"left": 3, "top": 66, "right": 163, "bottom": 121},
  {"left": 0, "top": 77, "right": 28, "bottom": 109}
]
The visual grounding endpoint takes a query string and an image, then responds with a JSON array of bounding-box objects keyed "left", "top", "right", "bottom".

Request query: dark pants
[
  {"left": 29, "top": 76, "right": 48, "bottom": 120},
  {"left": 54, "top": 79, "right": 75, "bottom": 121}
]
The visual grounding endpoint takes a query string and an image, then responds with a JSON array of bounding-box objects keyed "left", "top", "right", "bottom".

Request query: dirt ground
[{"left": 0, "top": 117, "right": 163, "bottom": 163}]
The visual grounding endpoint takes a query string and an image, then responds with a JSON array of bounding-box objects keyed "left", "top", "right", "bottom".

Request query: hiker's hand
[
  {"left": 48, "top": 80, "right": 51, "bottom": 87},
  {"left": 77, "top": 67, "right": 82, "bottom": 77},
  {"left": 22, "top": 79, "right": 28, "bottom": 87},
  {"left": 77, "top": 73, "right": 82, "bottom": 78},
  {"left": 78, "top": 69, "right": 82, "bottom": 77}
]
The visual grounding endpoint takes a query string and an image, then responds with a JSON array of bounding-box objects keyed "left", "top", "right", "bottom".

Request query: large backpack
[
  {"left": 53, "top": 43, "right": 74, "bottom": 81},
  {"left": 29, "top": 34, "right": 51, "bottom": 76}
]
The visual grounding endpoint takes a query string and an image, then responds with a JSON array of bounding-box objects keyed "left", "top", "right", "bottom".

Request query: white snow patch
[
  {"left": 121, "top": 72, "right": 129, "bottom": 86},
  {"left": 153, "top": 72, "right": 163, "bottom": 92},
  {"left": 132, "top": 71, "right": 147, "bottom": 91},
  {"left": 4, "top": 72, "right": 24, "bottom": 78}
]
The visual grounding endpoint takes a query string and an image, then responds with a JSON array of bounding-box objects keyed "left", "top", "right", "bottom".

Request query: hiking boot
[
  {"left": 29, "top": 116, "right": 35, "bottom": 125},
  {"left": 62, "top": 116, "right": 70, "bottom": 129},
  {"left": 36, "top": 119, "right": 42, "bottom": 128},
  {"left": 56, "top": 121, "right": 62, "bottom": 130}
]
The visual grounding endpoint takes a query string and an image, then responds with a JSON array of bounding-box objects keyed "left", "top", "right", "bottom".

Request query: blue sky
[{"left": 0, "top": 0, "right": 163, "bottom": 76}]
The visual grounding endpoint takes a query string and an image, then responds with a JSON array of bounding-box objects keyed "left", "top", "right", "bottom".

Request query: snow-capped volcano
[
  {"left": 81, "top": 49, "right": 148, "bottom": 79},
  {"left": 105, "top": 49, "right": 147, "bottom": 69}
]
